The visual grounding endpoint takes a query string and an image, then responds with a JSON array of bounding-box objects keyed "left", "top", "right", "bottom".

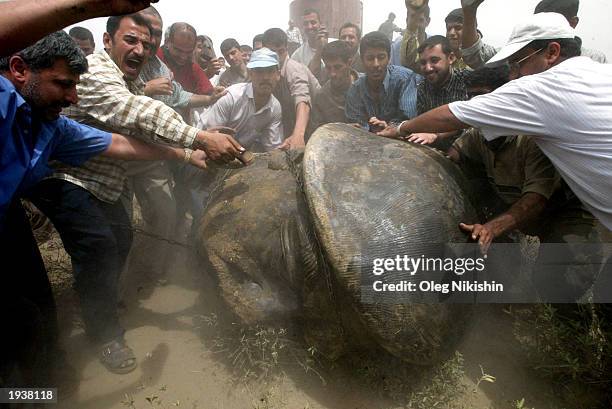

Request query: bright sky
[{"left": 61, "top": 0, "right": 612, "bottom": 60}]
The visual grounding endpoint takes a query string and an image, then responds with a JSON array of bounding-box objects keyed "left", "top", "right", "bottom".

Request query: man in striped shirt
[{"left": 413, "top": 35, "right": 469, "bottom": 151}]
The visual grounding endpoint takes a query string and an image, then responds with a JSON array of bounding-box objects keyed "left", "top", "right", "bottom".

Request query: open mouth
[{"left": 125, "top": 57, "right": 143, "bottom": 72}]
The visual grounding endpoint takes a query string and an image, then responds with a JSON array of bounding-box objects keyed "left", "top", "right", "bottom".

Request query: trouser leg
[
  {"left": 534, "top": 206, "right": 603, "bottom": 303},
  {"left": 28, "top": 179, "right": 131, "bottom": 344},
  {"left": 127, "top": 161, "right": 177, "bottom": 276},
  {"left": 0, "top": 200, "right": 59, "bottom": 385}
]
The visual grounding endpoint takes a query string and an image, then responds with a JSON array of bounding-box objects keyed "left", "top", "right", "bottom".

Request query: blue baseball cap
[{"left": 247, "top": 47, "right": 279, "bottom": 69}]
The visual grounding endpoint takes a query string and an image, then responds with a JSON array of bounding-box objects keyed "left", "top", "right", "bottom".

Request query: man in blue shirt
[
  {"left": 345, "top": 31, "right": 421, "bottom": 132},
  {"left": 0, "top": 31, "right": 208, "bottom": 385}
]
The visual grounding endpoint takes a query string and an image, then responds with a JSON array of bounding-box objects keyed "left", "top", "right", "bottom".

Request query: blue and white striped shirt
[{"left": 345, "top": 65, "right": 421, "bottom": 128}]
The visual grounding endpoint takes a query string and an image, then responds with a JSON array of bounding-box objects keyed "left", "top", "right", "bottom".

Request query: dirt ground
[{"left": 39, "top": 223, "right": 611, "bottom": 409}]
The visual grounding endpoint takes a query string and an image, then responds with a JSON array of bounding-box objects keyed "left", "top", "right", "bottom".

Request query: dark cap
[
  {"left": 445, "top": 8, "right": 464, "bottom": 25},
  {"left": 534, "top": 0, "right": 579, "bottom": 21}
]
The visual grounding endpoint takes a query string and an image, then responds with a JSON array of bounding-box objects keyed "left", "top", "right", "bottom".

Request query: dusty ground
[{"left": 38, "top": 223, "right": 612, "bottom": 409}]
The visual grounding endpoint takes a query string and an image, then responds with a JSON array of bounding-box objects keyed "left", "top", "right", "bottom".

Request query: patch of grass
[
  {"left": 198, "top": 314, "right": 326, "bottom": 385},
  {"left": 511, "top": 304, "right": 612, "bottom": 407},
  {"left": 405, "top": 351, "right": 467, "bottom": 409}
]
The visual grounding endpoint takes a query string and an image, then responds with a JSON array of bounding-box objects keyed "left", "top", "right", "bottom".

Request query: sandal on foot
[{"left": 99, "top": 338, "right": 137, "bottom": 374}]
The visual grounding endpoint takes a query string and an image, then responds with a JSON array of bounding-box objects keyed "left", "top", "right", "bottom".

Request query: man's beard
[{"left": 22, "top": 75, "right": 67, "bottom": 120}]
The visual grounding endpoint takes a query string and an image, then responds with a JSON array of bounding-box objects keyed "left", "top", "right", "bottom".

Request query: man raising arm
[{"left": 0, "top": 0, "right": 157, "bottom": 56}]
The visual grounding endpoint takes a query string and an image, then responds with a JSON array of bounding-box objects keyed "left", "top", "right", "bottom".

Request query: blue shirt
[
  {"left": 345, "top": 65, "right": 421, "bottom": 128},
  {"left": 0, "top": 75, "right": 111, "bottom": 226}
]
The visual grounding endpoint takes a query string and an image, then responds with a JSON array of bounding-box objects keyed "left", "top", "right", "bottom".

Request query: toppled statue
[{"left": 196, "top": 123, "right": 478, "bottom": 364}]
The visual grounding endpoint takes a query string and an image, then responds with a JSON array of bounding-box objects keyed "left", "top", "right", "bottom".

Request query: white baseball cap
[{"left": 487, "top": 12, "right": 576, "bottom": 65}]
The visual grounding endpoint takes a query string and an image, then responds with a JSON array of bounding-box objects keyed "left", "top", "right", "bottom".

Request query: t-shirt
[{"left": 449, "top": 57, "right": 612, "bottom": 230}]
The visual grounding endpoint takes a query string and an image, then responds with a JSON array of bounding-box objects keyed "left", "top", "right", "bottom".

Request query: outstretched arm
[
  {"left": 461, "top": 0, "right": 485, "bottom": 51},
  {"left": 0, "top": 0, "right": 158, "bottom": 56},
  {"left": 102, "top": 133, "right": 207, "bottom": 169},
  {"left": 459, "top": 192, "right": 547, "bottom": 255},
  {"left": 378, "top": 105, "right": 469, "bottom": 139}
]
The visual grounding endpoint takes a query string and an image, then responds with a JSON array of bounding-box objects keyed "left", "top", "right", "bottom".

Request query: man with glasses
[
  {"left": 447, "top": 65, "right": 602, "bottom": 302},
  {"left": 379, "top": 12, "right": 612, "bottom": 237}
]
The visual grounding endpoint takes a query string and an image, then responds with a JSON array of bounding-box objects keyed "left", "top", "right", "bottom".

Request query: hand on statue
[
  {"left": 368, "top": 117, "right": 388, "bottom": 133},
  {"left": 278, "top": 134, "right": 305, "bottom": 150},
  {"left": 194, "top": 128, "right": 244, "bottom": 163},
  {"left": 406, "top": 132, "right": 437, "bottom": 145},
  {"left": 187, "top": 149, "right": 208, "bottom": 170},
  {"left": 460, "top": 222, "right": 494, "bottom": 255},
  {"left": 377, "top": 124, "right": 400, "bottom": 138}
]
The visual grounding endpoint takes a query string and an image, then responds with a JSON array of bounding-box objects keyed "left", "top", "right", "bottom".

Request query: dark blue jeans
[{"left": 28, "top": 179, "right": 131, "bottom": 344}]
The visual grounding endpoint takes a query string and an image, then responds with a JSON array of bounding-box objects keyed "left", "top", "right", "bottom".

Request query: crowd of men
[{"left": 1, "top": 0, "right": 611, "bottom": 394}]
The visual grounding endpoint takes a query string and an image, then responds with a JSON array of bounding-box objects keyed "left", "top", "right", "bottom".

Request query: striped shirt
[
  {"left": 52, "top": 50, "right": 199, "bottom": 203},
  {"left": 345, "top": 65, "right": 421, "bottom": 127},
  {"left": 417, "top": 68, "right": 469, "bottom": 115}
]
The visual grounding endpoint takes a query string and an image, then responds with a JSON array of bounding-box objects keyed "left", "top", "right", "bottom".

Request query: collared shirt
[
  {"left": 286, "top": 27, "right": 303, "bottom": 44},
  {"left": 453, "top": 130, "right": 560, "bottom": 205},
  {"left": 157, "top": 46, "right": 213, "bottom": 95},
  {"left": 0, "top": 75, "right": 110, "bottom": 226},
  {"left": 196, "top": 82, "right": 282, "bottom": 152},
  {"left": 449, "top": 56, "right": 612, "bottom": 230},
  {"left": 274, "top": 56, "right": 320, "bottom": 136},
  {"left": 219, "top": 65, "right": 250, "bottom": 87},
  {"left": 309, "top": 70, "right": 360, "bottom": 133},
  {"left": 417, "top": 68, "right": 469, "bottom": 115},
  {"left": 345, "top": 64, "right": 421, "bottom": 127},
  {"left": 53, "top": 50, "right": 200, "bottom": 203},
  {"left": 139, "top": 54, "right": 193, "bottom": 109}
]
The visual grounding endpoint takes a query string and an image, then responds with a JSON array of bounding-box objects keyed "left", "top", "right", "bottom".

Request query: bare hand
[
  {"left": 210, "top": 85, "right": 227, "bottom": 102},
  {"left": 407, "top": 132, "right": 437, "bottom": 145},
  {"left": 461, "top": 0, "right": 485, "bottom": 10},
  {"left": 368, "top": 117, "right": 388, "bottom": 133},
  {"left": 315, "top": 25, "right": 329, "bottom": 50},
  {"left": 195, "top": 129, "right": 244, "bottom": 162},
  {"left": 188, "top": 149, "right": 208, "bottom": 170},
  {"left": 206, "top": 58, "right": 223, "bottom": 78},
  {"left": 278, "top": 134, "right": 305, "bottom": 150},
  {"left": 90, "top": 0, "right": 159, "bottom": 16},
  {"left": 144, "top": 77, "right": 172, "bottom": 97},
  {"left": 459, "top": 222, "right": 493, "bottom": 255},
  {"left": 377, "top": 124, "right": 400, "bottom": 138},
  {"left": 406, "top": 0, "right": 429, "bottom": 9}
]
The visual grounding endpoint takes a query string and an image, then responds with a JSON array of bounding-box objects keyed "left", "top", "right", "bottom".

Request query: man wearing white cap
[
  {"left": 379, "top": 12, "right": 612, "bottom": 235},
  {"left": 197, "top": 48, "right": 283, "bottom": 151}
]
